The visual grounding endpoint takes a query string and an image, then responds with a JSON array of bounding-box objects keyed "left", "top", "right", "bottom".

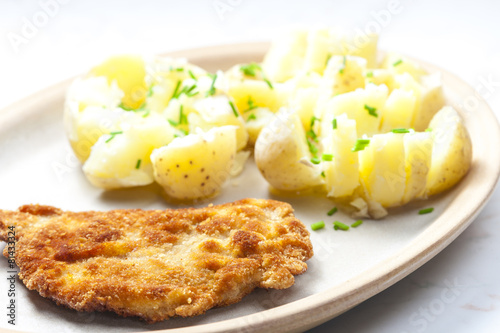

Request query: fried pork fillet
[{"left": 0, "top": 199, "right": 313, "bottom": 323}]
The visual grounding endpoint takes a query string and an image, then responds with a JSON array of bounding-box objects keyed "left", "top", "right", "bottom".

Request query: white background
[{"left": 1, "top": 0, "right": 500, "bottom": 332}]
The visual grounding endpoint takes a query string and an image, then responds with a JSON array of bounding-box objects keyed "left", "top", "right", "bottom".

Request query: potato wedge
[
  {"left": 425, "top": 106, "right": 472, "bottom": 196},
  {"left": 151, "top": 126, "right": 237, "bottom": 200},
  {"left": 402, "top": 131, "right": 433, "bottom": 203},
  {"left": 321, "top": 114, "right": 359, "bottom": 197},
  {"left": 379, "top": 89, "right": 417, "bottom": 133},
  {"left": 255, "top": 108, "right": 323, "bottom": 191},
  {"left": 358, "top": 132, "right": 406, "bottom": 207},
  {"left": 82, "top": 114, "right": 174, "bottom": 189}
]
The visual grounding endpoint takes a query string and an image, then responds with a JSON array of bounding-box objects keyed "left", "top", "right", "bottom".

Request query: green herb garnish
[
  {"left": 321, "top": 171, "right": 326, "bottom": 178},
  {"left": 229, "top": 101, "right": 239, "bottom": 117},
  {"left": 339, "top": 56, "right": 346, "bottom": 74},
  {"left": 366, "top": 71, "right": 373, "bottom": 78},
  {"left": 240, "top": 63, "right": 261, "bottom": 77},
  {"left": 171, "top": 80, "right": 181, "bottom": 99},
  {"left": 310, "top": 116, "right": 320, "bottom": 129},
  {"left": 333, "top": 221, "right": 349, "bottom": 231},
  {"left": 322, "top": 153, "right": 333, "bottom": 161},
  {"left": 307, "top": 140, "right": 319, "bottom": 155},
  {"left": 135, "top": 159, "right": 142, "bottom": 169},
  {"left": 327, "top": 207, "right": 338, "bottom": 216},
  {"left": 351, "top": 220, "right": 363, "bottom": 228},
  {"left": 392, "top": 128, "right": 410, "bottom": 133},
  {"left": 264, "top": 78, "right": 274, "bottom": 90},
  {"left": 332, "top": 118, "right": 337, "bottom": 130},
  {"left": 188, "top": 69, "right": 197, "bottom": 80},
  {"left": 247, "top": 113, "right": 257, "bottom": 121},
  {"left": 364, "top": 104, "right": 378, "bottom": 117},
  {"left": 179, "top": 105, "right": 188, "bottom": 125},
  {"left": 105, "top": 131, "right": 123, "bottom": 143},
  {"left": 352, "top": 139, "right": 370, "bottom": 152},
  {"left": 207, "top": 73, "right": 217, "bottom": 96},
  {"left": 311, "top": 221, "right": 325, "bottom": 231},
  {"left": 393, "top": 59, "right": 403, "bottom": 67},
  {"left": 310, "top": 157, "right": 321, "bottom": 165},
  {"left": 418, "top": 207, "right": 434, "bottom": 215},
  {"left": 244, "top": 96, "right": 258, "bottom": 112}
]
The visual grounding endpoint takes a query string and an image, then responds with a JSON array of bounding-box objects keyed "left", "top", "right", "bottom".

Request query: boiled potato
[
  {"left": 83, "top": 114, "right": 174, "bottom": 189},
  {"left": 321, "top": 114, "right": 359, "bottom": 197},
  {"left": 151, "top": 126, "right": 237, "bottom": 200},
  {"left": 262, "top": 30, "right": 308, "bottom": 82},
  {"left": 303, "top": 29, "right": 330, "bottom": 75},
  {"left": 379, "top": 88, "right": 417, "bottom": 133},
  {"left": 255, "top": 108, "right": 323, "bottom": 191},
  {"left": 402, "top": 131, "right": 433, "bottom": 203},
  {"left": 322, "top": 55, "right": 366, "bottom": 96},
  {"left": 382, "top": 53, "right": 428, "bottom": 81},
  {"left": 317, "top": 83, "right": 388, "bottom": 137},
  {"left": 359, "top": 132, "right": 406, "bottom": 207},
  {"left": 288, "top": 87, "right": 320, "bottom": 130},
  {"left": 425, "top": 106, "right": 472, "bottom": 196},
  {"left": 188, "top": 95, "right": 248, "bottom": 150},
  {"left": 227, "top": 79, "right": 289, "bottom": 113},
  {"left": 414, "top": 72, "right": 445, "bottom": 131},
  {"left": 90, "top": 55, "right": 147, "bottom": 110},
  {"left": 365, "top": 69, "right": 396, "bottom": 91}
]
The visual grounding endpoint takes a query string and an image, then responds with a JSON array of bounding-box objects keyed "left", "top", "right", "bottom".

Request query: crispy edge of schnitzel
[{"left": 0, "top": 199, "right": 313, "bottom": 322}]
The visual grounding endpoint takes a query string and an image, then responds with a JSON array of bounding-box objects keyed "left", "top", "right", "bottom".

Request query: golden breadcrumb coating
[{"left": 0, "top": 199, "right": 313, "bottom": 323}]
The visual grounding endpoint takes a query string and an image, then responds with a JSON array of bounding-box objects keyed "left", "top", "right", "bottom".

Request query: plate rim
[{"left": 1, "top": 42, "right": 500, "bottom": 333}]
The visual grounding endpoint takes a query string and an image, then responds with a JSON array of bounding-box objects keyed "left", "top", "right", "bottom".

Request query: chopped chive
[
  {"left": 418, "top": 207, "right": 434, "bottom": 215},
  {"left": 105, "top": 131, "right": 123, "bottom": 143},
  {"left": 188, "top": 69, "right": 197, "bottom": 80},
  {"left": 339, "top": 56, "right": 346, "bottom": 74},
  {"left": 352, "top": 139, "right": 370, "bottom": 152},
  {"left": 175, "top": 67, "right": 184, "bottom": 72},
  {"left": 179, "top": 105, "right": 188, "bottom": 125},
  {"left": 393, "top": 59, "right": 403, "bottom": 67},
  {"left": 244, "top": 96, "right": 258, "bottom": 112},
  {"left": 364, "top": 104, "right": 378, "bottom": 117},
  {"left": 311, "top": 220, "right": 325, "bottom": 231},
  {"left": 306, "top": 129, "right": 318, "bottom": 142},
  {"left": 366, "top": 71, "right": 373, "bottom": 78},
  {"left": 142, "top": 110, "right": 150, "bottom": 118},
  {"left": 171, "top": 80, "right": 181, "bottom": 99},
  {"left": 179, "top": 128, "right": 188, "bottom": 135},
  {"left": 264, "top": 78, "right": 274, "bottom": 89},
  {"left": 307, "top": 140, "right": 319, "bottom": 154},
  {"left": 118, "top": 102, "right": 134, "bottom": 111},
  {"left": 310, "top": 157, "right": 321, "bottom": 165},
  {"left": 333, "top": 221, "right": 349, "bottom": 231},
  {"left": 332, "top": 118, "right": 337, "bottom": 130},
  {"left": 147, "top": 85, "right": 155, "bottom": 97},
  {"left": 247, "top": 113, "right": 257, "bottom": 121},
  {"left": 207, "top": 73, "right": 217, "bottom": 96},
  {"left": 310, "top": 116, "right": 320, "bottom": 129},
  {"left": 322, "top": 153, "right": 333, "bottom": 161},
  {"left": 168, "top": 119, "right": 179, "bottom": 127},
  {"left": 135, "top": 159, "right": 142, "bottom": 169},
  {"left": 229, "top": 101, "right": 239, "bottom": 117},
  {"left": 240, "top": 63, "right": 261, "bottom": 77},
  {"left": 392, "top": 128, "right": 410, "bottom": 133},
  {"left": 321, "top": 171, "right": 326, "bottom": 178},
  {"left": 327, "top": 207, "right": 338, "bottom": 216},
  {"left": 351, "top": 220, "right": 363, "bottom": 228},
  {"left": 425, "top": 128, "right": 433, "bottom": 132}
]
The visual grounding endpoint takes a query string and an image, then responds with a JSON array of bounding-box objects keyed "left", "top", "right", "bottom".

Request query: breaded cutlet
[{"left": 0, "top": 198, "right": 313, "bottom": 323}]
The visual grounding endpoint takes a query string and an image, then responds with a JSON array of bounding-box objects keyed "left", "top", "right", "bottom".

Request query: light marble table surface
[{"left": 1, "top": 1, "right": 499, "bottom": 332}]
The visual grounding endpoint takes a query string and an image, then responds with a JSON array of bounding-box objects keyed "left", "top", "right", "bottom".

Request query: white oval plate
[{"left": 0, "top": 43, "right": 499, "bottom": 333}]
